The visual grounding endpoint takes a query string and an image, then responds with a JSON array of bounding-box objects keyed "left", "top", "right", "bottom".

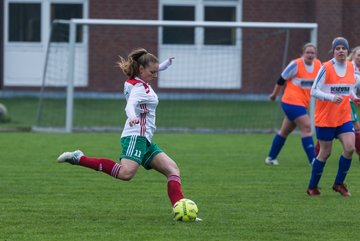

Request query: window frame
[
  {"left": 8, "top": 2, "right": 42, "bottom": 42},
  {"left": 204, "top": 5, "right": 237, "bottom": 45},
  {"left": 158, "top": 0, "right": 243, "bottom": 90},
  {"left": 162, "top": 5, "right": 196, "bottom": 45},
  {"left": 4, "top": 0, "right": 88, "bottom": 47},
  {"left": 50, "top": 2, "right": 84, "bottom": 43},
  {"left": 159, "top": 0, "right": 242, "bottom": 48},
  {"left": 3, "top": 0, "right": 89, "bottom": 87}
]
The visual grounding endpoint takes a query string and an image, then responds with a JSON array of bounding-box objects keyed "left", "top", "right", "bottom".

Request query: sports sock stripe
[
  {"left": 111, "top": 163, "right": 122, "bottom": 177},
  {"left": 168, "top": 175, "right": 181, "bottom": 183}
]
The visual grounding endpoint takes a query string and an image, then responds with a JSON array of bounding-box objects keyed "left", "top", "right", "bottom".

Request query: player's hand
[
  {"left": 332, "top": 95, "right": 343, "bottom": 104},
  {"left": 129, "top": 118, "right": 140, "bottom": 127},
  {"left": 269, "top": 93, "right": 276, "bottom": 101},
  {"left": 168, "top": 57, "right": 175, "bottom": 64}
]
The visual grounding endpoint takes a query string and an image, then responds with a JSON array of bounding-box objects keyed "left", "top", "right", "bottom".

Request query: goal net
[{"left": 33, "top": 19, "right": 317, "bottom": 133}]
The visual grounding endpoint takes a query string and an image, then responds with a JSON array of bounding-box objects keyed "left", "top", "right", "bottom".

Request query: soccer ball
[
  {"left": 173, "top": 198, "right": 198, "bottom": 222},
  {"left": 0, "top": 103, "right": 10, "bottom": 123}
]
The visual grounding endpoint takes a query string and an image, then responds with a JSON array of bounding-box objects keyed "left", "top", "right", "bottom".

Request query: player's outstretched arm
[{"left": 159, "top": 57, "right": 175, "bottom": 71}]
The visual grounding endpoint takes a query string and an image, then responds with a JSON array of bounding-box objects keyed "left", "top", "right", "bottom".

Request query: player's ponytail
[{"left": 118, "top": 48, "right": 158, "bottom": 78}]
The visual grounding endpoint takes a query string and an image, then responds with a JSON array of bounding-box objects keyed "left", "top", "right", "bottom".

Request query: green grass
[
  {"left": 1, "top": 132, "right": 360, "bottom": 241},
  {"left": 0, "top": 98, "right": 39, "bottom": 128},
  {"left": 0, "top": 98, "right": 283, "bottom": 130}
]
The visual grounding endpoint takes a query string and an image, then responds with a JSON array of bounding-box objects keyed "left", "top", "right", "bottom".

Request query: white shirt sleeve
[
  {"left": 350, "top": 89, "right": 358, "bottom": 100},
  {"left": 280, "top": 60, "right": 298, "bottom": 79},
  {"left": 311, "top": 66, "right": 336, "bottom": 101},
  {"left": 158, "top": 58, "right": 173, "bottom": 71},
  {"left": 355, "top": 73, "right": 360, "bottom": 89},
  {"left": 124, "top": 85, "right": 149, "bottom": 119},
  {"left": 125, "top": 92, "right": 138, "bottom": 120},
  {"left": 351, "top": 74, "right": 360, "bottom": 99}
]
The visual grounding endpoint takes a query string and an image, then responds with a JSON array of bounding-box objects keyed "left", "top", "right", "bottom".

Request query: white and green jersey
[
  {"left": 352, "top": 60, "right": 360, "bottom": 81},
  {"left": 121, "top": 77, "right": 158, "bottom": 142}
]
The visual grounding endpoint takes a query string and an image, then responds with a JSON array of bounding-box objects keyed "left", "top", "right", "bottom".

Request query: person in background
[
  {"left": 265, "top": 43, "right": 321, "bottom": 165},
  {"left": 315, "top": 46, "right": 360, "bottom": 158},
  {"left": 307, "top": 37, "right": 360, "bottom": 197},
  {"left": 349, "top": 47, "right": 360, "bottom": 157},
  {"left": 57, "top": 48, "right": 200, "bottom": 220}
]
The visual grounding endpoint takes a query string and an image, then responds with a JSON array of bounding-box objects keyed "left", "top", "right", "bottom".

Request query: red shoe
[
  {"left": 332, "top": 184, "right": 351, "bottom": 197},
  {"left": 307, "top": 187, "right": 320, "bottom": 196}
]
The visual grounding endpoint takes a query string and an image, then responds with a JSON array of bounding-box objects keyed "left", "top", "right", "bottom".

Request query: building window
[
  {"left": 50, "top": 3, "right": 83, "bottom": 42},
  {"left": 204, "top": 6, "right": 236, "bottom": 45},
  {"left": 8, "top": 3, "right": 41, "bottom": 42},
  {"left": 162, "top": 5, "right": 195, "bottom": 44},
  {"left": 161, "top": 2, "right": 238, "bottom": 46}
]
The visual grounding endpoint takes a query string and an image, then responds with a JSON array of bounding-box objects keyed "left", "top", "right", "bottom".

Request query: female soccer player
[
  {"left": 58, "top": 48, "right": 200, "bottom": 219},
  {"left": 265, "top": 43, "right": 321, "bottom": 165},
  {"left": 348, "top": 46, "right": 360, "bottom": 157},
  {"left": 307, "top": 37, "right": 360, "bottom": 196},
  {"left": 315, "top": 46, "right": 360, "bottom": 158}
]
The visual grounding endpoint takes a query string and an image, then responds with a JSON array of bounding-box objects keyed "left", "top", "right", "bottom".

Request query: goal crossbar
[
  {"left": 61, "top": 19, "right": 318, "bottom": 132},
  {"left": 71, "top": 18, "right": 318, "bottom": 29}
]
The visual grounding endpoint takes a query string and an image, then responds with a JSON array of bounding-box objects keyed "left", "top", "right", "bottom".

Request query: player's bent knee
[
  {"left": 320, "top": 152, "right": 331, "bottom": 161},
  {"left": 344, "top": 147, "right": 355, "bottom": 156},
  {"left": 300, "top": 126, "right": 312, "bottom": 135},
  {"left": 117, "top": 173, "right": 134, "bottom": 181},
  {"left": 117, "top": 169, "right": 137, "bottom": 181}
]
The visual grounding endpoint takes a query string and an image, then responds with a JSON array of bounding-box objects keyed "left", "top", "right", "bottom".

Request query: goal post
[
  {"left": 66, "top": 21, "right": 77, "bottom": 132},
  {"left": 34, "top": 18, "right": 318, "bottom": 133}
]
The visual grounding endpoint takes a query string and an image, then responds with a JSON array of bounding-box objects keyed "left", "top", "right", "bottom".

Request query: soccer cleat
[
  {"left": 265, "top": 157, "right": 279, "bottom": 165},
  {"left": 307, "top": 187, "right": 320, "bottom": 196},
  {"left": 57, "top": 150, "right": 84, "bottom": 165},
  {"left": 332, "top": 183, "right": 351, "bottom": 197},
  {"left": 195, "top": 217, "right": 203, "bottom": 222}
]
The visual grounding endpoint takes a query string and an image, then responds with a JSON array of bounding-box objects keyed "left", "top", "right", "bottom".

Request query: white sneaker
[
  {"left": 57, "top": 150, "right": 84, "bottom": 164},
  {"left": 195, "top": 217, "right": 203, "bottom": 222},
  {"left": 265, "top": 157, "right": 279, "bottom": 165}
]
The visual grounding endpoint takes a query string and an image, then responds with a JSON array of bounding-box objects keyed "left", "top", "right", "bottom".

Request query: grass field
[
  {"left": 0, "top": 97, "right": 283, "bottom": 131},
  {"left": 1, "top": 132, "right": 360, "bottom": 241}
]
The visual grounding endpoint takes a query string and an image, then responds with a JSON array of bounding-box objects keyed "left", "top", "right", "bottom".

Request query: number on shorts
[{"left": 134, "top": 149, "right": 141, "bottom": 158}]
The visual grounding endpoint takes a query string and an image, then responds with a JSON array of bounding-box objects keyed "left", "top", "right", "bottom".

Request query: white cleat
[
  {"left": 195, "top": 217, "right": 203, "bottom": 222},
  {"left": 57, "top": 150, "right": 84, "bottom": 165},
  {"left": 265, "top": 157, "right": 279, "bottom": 165}
]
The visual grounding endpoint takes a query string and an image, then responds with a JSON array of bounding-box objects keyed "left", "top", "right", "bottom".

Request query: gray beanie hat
[{"left": 332, "top": 37, "right": 349, "bottom": 51}]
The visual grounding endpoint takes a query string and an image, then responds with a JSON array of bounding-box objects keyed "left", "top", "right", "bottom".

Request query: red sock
[
  {"left": 355, "top": 132, "right": 360, "bottom": 155},
  {"left": 167, "top": 175, "right": 184, "bottom": 206},
  {"left": 315, "top": 140, "right": 320, "bottom": 156},
  {"left": 79, "top": 156, "right": 121, "bottom": 178}
]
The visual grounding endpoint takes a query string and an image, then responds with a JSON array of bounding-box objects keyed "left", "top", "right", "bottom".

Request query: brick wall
[
  {"left": 2, "top": 0, "right": 358, "bottom": 93},
  {"left": 304, "top": 0, "right": 360, "bottom": 60},
  {"left": 87, "top": 0, "right": 158, "bottom": 92},
  {"left": 75, "top": 0, "right": 360, "bottom": 94},
  {"left": 314, "top": 0, "right": 343, "bottom": 60},
  {"left": 242, "top": 0, "right": 315, "bottom": 93},
  {"left": 342, "top": 0, "right": 360, "bottom": 54}
]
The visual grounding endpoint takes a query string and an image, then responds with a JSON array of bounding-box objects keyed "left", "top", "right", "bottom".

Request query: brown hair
[
  {"left": 302, "top": 43, "right": 317, "bottom": 53},
  {"left": 118, "top": 48, "right": 159, "bottom": 78}
]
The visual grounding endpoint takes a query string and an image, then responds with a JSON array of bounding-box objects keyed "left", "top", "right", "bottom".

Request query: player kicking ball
[{"left": 58, "top": 48, "right": 201, "bottom": 221}]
